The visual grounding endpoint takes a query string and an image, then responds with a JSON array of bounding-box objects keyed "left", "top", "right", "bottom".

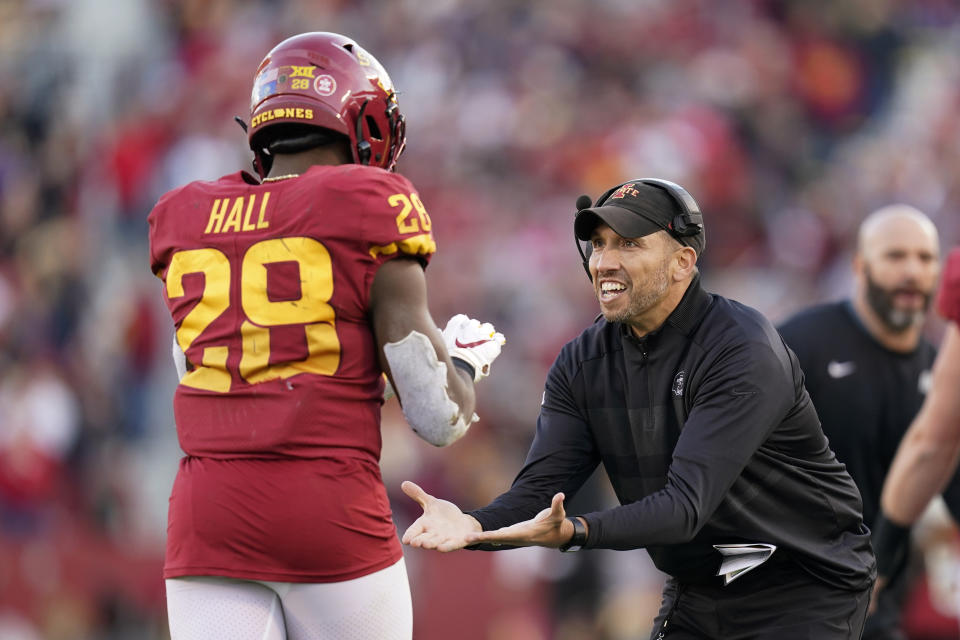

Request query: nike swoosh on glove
[
  {"left": 937, "top": 247, "right": 960, "bottom": 324},
  {"left": 442, "top": 314, "right": 506, "bottom": 382}
]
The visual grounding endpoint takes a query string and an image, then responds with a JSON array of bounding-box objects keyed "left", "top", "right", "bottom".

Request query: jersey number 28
[{"left": 166, "top": 237, "right": 340, "bottom": 392}]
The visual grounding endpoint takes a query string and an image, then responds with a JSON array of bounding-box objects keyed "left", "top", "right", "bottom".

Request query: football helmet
[{"left": 247, "top": 32, "right": 406, "bottom": 176}]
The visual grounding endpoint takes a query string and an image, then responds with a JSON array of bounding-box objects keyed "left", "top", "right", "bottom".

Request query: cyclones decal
[{"left": 250, "top": 107, "right": 315, "bottom": 129}]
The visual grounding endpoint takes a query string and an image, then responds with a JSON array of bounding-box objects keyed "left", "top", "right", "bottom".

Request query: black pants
[
  {"left": 860, "top": 548, "right": 916, "bottom": 640},
  {"left": 650, "top": 559, "right": 872, "bottom": 639},
  {"left": 860, "top": 585, "right": 905, "bottom": 640}
]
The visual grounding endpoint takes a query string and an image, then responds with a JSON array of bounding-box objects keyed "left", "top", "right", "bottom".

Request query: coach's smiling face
[{"left": 588, "top": 224, "right": 696, "bottom": 338}]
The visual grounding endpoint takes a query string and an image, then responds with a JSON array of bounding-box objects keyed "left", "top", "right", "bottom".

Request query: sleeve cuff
[
  {"left": 873, "top": 512, "right": 911, "bottom": 577},
  {"left": 451, "top": 357, "right": 477, "bottom": 381}
]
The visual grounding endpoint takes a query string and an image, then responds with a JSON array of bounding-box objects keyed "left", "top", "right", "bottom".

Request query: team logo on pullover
[{"left": 672, "top": 370, "right": 686, "bottom": 397}]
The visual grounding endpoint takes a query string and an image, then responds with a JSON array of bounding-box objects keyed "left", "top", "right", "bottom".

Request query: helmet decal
[
  {"left": 313, "top": 74, "right": 337, "bottom": 97},
  {"left": 251, "top": 68, "right": 279, "bottom": 106}
]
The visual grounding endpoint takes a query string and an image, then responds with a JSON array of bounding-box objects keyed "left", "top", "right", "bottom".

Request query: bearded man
[{"left": 779, "top": 204, "right": 947, "bottom": 640}]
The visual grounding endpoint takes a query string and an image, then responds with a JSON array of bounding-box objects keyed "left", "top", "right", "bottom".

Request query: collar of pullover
[{"left": 618, "top": 273, "right": 713, "bottom": 342}]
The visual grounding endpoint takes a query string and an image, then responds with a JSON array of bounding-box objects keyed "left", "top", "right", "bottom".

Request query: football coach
[{"left": 401, "top": 179, "right": 876, "bottom": 639}]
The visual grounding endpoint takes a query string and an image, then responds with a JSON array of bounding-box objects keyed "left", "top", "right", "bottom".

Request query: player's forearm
[
  {"left": 446, "top": 362, "right": 477, "bottom": 423},
  {"left": 882, "top": 325, "right": 960, "bottom": 523},
  {"left": 882, "top": 434, "right": 960, "bottom": 524},
  {"left": 383, "top": 331, "right": 474, "bottom": 447}
]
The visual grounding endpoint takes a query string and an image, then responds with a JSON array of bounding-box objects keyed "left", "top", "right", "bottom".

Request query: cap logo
[{"left": 610, "top": 183, "right": 640, "bottom": 200}]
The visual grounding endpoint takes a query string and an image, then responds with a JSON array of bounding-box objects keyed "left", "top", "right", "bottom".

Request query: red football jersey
[
  {"left": 148, "top": 164, "right": 435, "bottom": 582},
  {"left": 937, "top": 247, "right": 960, "bottom": 324}
]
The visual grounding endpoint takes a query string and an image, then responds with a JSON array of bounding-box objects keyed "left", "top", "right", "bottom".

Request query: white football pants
[{"left": 165, "top": 557, "right": 412, "bottom": 640}]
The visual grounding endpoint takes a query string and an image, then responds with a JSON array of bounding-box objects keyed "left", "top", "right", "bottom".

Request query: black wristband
[
  {"left": 451, "top": 357, "right": 476, "bottom": 381},
  {"left": 559, "top": 516, "right": 588, "bottom": 552},
  {"left": 873, "top": 512, "right": 911, "bottom": 577}
]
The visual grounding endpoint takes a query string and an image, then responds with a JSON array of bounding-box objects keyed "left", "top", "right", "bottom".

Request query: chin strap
[
  {"left": 235, "top": 115, "right": 272, "bottom": 179},
  {"left": 355, "top": 100, "right": 372, "bottom": 165}
]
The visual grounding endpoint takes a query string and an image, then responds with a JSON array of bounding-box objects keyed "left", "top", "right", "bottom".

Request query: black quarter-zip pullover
[{"left": 470, "top": 276, "right": 875, "bottom": 591}]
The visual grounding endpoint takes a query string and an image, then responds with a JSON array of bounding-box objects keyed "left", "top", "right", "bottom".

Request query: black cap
[{"left": 574, "top": 180, "right": 705, "bottom": 257}]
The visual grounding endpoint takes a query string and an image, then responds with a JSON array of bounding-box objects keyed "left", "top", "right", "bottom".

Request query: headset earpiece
[{"left": 639, "top": 178, "right": 703, "bottom": 238}]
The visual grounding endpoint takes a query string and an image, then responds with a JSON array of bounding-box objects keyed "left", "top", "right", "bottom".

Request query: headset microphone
[{"left": 575, "top": 194, "right": 594, "bottom": 278}]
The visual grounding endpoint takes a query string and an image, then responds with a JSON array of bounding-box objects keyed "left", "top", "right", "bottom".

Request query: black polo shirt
[
  {"left": 779, "top": 301, "right": 945, "bottom": 633},
  {"left": 470, "top": 276, "right": 875, "bottom": 591},
  {"left": 778, "top": 301, "right": 938, "bottom": 528}
]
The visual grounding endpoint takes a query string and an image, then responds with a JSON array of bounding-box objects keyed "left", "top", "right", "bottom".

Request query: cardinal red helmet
[{"left": 247, "top": 32, "right": 406, "bottom": 176}]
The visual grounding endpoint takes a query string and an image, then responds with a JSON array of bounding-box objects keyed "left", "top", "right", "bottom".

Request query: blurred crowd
[{"left": 2, "top": 0, "right": 960, "bottom": 638}]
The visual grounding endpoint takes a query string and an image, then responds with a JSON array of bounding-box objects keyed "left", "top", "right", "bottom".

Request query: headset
[{"left": 574, "top": 178, "right": 704, "bottom": 278}]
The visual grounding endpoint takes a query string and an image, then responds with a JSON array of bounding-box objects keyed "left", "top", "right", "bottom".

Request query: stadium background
[{"left": 2, "top": 0, "right": 960, "bottom": 638}]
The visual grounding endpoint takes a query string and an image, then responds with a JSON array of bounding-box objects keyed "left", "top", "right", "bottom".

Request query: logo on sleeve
[
  {"left": 672, "top": 370, "right": 686, "bottom": 397},
  {"left": 827, "top": 360, "right": 856, "bottom": 379}
]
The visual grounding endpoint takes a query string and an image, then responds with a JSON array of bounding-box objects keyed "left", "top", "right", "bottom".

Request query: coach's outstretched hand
[
  {"left": 463, "top": 491, "right": 572, "bottom": 549},
  {"left": 401, "top": 481, "right": 576, "bottom": 552}
]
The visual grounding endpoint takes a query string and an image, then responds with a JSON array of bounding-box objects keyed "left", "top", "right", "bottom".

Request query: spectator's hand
[
  {"left": 401, "top": 481, "right": 481, "bottom": 552},
  {"left": 463, "top": 492, "right": 570, "bottom": 548},
  {"left": 442, "top": 314, "right": 505, "bottom": 382}
]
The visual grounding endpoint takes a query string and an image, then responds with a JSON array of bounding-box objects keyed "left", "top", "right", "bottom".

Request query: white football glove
[{"left": 442, "top": 314, "right": 506, "bottom": 383}]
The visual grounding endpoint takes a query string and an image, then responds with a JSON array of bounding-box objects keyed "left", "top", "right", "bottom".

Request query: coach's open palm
[
  {"left": 462, "top": 491, "right": 571, "bottom": 548},
  {"left": 401, "top": 481, "right": 482, "bottom": 552}
]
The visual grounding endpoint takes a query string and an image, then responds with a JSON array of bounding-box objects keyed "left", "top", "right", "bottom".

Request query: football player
[{"left": 150, "top": 32, "right": 504, "bottom": 640}]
